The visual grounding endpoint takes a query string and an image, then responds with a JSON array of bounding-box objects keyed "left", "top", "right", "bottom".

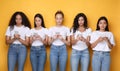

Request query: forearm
[
  {"left": 91, "top": 40, "right": 99, "bottom": 48},
  {"left": 62, "top": 39, "right": 70, "bottom": 46},
  {"left": 106, "top": 40, "right": 113, "bottom": 49},
  {"left": 48, "top": 38, "right": 54, "bottom": 45},
  {"left": 6, "top": 38, "right": 16, "bottom": 44},
  {"left": 71, "top": 39, "right": 79, "bottom": 45},
  {"left": 18, "top": 38, "right": 29, "bottom": 46},
  {"left": 85, "top": 40, "right": 90, "bottom": 47}
]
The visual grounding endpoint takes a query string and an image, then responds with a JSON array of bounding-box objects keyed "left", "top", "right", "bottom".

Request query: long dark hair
[
  {"left": 72, "top": 13, "right": 88, "bottom": 33},
  {"left": 34, "top": 13, "right": 45, "bottom": 28},
  {"left": 8, "top": 11, "right": 31, "bottom": 30},
  {"left": 96, "top": 16, "right": 109, "bottom": 31}
]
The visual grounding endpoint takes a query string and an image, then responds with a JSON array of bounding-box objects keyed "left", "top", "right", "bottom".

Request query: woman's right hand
[
  {"left": 14, "top": 34, "right": 20, "bottom": 39},
  {"left": 97, "top": 37, "right": 104, "bottom": 42},
  {"left": 53, "top": 35, "right": 58, "bottom": 40}
]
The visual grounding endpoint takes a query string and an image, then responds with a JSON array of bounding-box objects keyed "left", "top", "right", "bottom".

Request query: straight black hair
[
  {"left": 34, "top": 13, "right": 45, "bottom": 28},
  {"left": 96, "top": 16, "right": 109, "bottom": 31},
  {"left": 72, "top": 13, "right": 88, "bottom": 33},
  {"left": 9, "top": 11, "right": 31, "bottom": 30}
]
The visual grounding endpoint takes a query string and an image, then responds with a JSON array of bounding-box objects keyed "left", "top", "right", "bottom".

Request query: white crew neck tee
[
  {"left": 5, "top": 25, "right": 30, "bottom": 44},
  {"left": 70, "top": 28, "right": 92, "bottom": 51},
  {"left": 48, "top": 26, "right": 70, "bottom": 46},
  {"left": 90, "top": 31, "right": 115, "bottom": 52},
  {"left": 30, "top": 27, "right": 48, "bottom": 46}
]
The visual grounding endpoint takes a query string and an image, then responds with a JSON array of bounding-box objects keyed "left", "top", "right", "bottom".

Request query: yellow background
[{"left": 0, "top": 0, "right": 120, "bottom": 71}]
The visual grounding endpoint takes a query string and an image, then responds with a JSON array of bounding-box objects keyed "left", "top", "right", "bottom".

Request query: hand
[
  {"left": 80, "top": 36, "right": 86, "bottom": 42},
  {"left": 14, "top": 34, "right": 20, "bottom": 39},
  {"left": 97, "top": 37, "right": 104, "bottom": 42},
  {"left": 58, "top": 35, "right": 64, "bottom": 40},
  {"left": 53, "top": 35, "right": 58, "bottom": 40},
  {"left": 35, "top": 35, "right": 42, "bottom": 41},
  {"left": 103, "top": 37, "right": 109, "bottom": 42},
  {"left": 76, "top": 35, "right": 79, "bottom": 40},
  {"left": 32, "top": 36, "right": 37, "bottom": 41}
]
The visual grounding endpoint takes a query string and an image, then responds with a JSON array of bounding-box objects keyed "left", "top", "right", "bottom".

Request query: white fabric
[
  {"left": 5, "top": 25, "right": 30, "bottom": 44},
  {"left": 48, "top": 26, "right": 70, "bottom": 46},
  {"left": 90, "top": 31, "right": 115, "bottom": 52},
  {"left": 30, "top": 28, "right": 48, "bottom": 46},
  {"left": 70, "top": 28, "right": 92, "bottom": 51}
]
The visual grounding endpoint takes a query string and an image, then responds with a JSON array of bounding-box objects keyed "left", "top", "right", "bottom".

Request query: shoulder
[
  {"left": 106, "top": 31, "right": 114, "bottom": 36},
  {"left": 62, "top": 26, "right": 70, "bottom": 30},
  {"left": 86, "top": 28, "right": 92, "bottom": 32},
  {"left": 42, "top": 27, "right": 48, "bottom": 32},
  {"left": 91, "top": 31, "right": 98, "bottom": 35},
  {"left": 30, "top": 28, "right": 35, "bottom": 31},
  {"left": 49, "top": 26, "right": 55, "bottom": 30},
  {"left": 24, "top": 26, "right": 30, "bottom": 30}
]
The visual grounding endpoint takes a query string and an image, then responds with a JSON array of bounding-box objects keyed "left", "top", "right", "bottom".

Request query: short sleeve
[
  {"left": 66, "top": 28, "right": 70, "bottom": 36},
  {"left": 87, "top": 28, "right": 92, "bottom": 36},
  {"left": 90, "top": 32, "right": 96, "bottom": 44},
  {"left": 44, "top": 28, "right": 49, "bottom": 35},
  {"left": 48, "top": 28, "right": 53, "bottom": 37},
  {"left": 30, "top": 29, "right": 34, "bottom": 36},
  {"left": 70, "top": 28, "right": 74, "bottom": 36},
  {"left": 25, "top": 27, "right": 31, "bottom": 37},
  {"left": 5, "top": 26, "right": 11, "bottom": 36},
  {"left": 109, "top": 32, "right": 115, "bottom": 46}
]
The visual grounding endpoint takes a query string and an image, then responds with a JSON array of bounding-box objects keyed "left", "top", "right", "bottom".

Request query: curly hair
[
  {"left": 72, "top": 13, "right": 88, "bottom": 33},
  {"left": 8, "top": 11, "right": 31, "bottom": 30}
]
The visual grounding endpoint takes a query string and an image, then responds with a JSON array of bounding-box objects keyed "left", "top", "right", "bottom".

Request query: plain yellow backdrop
[{"left": 0, "top": 0, "right": 120, "bottom": 71}]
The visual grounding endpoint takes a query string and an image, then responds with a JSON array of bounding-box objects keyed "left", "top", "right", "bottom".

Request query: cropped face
[
  {"left": 55, "top": 14, "right": 63, "bottom": 25},
  {"left": 78, "top": 17, "right": 84, "bottom": 26},
  {"left": 15, "top": 14, "right": 22, "bottom": 25},
  {"left": 98, "top": 19, "right": 107, "bottom": 31},
  {"left": 35, "top": 17, "right": 42, "bottom": 27}
]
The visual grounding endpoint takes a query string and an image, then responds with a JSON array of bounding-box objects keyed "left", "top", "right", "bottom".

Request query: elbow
[{"left": 6, "top": 41, "right": 10, "bottom": 45}]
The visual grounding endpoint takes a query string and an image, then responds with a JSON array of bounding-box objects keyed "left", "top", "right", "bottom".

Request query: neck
[
  {"left": 56, "top": 24, "right": 62, "bottom": 27},
  {"left": 16, "top": 24, "right": 22, "bottom": 27},
  {"left": 100, "top": 29, "right": 105, "bottom": 32},
  {"left": 78, "top": 25, "right": 85, "bottom": 32},
  {"left": 79, "top": 25, "right": 84, "bottom": 28},
  {"left": 36, "top": 26, "right": 42, "bottom": 30}
]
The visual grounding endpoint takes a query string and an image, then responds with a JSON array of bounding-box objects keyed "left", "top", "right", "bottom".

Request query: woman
[
  {"left": 30, "top": 13, "right": 48, "bottom": 71},
  {"left": 90, "top": 16, "right": 115, "bottom": 71},
  {"left": 70, "top": 13, "right": 91, "bottom": 71},
  {"left": 5, "top": 11, "right": 31, "bottom": 71},
  {"left": 48, "top": 11, "right": 70, "bottom": 71}
]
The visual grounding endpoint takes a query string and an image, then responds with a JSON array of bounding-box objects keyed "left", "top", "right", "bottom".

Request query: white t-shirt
[
  {"left": 30, "top": 28, "right": 48, "bottom": 46},
  {"left": 5, "top": 25, "right": 30, "bottom": 44},
  {"left": 90, "top": 31, "right": 115, "bottom": 52},
  {"left": 70, "top": 28, "right": 92, "bottom": 51},
  {"left": 48, "top": 26, "right": 70, "bottom": 46}
]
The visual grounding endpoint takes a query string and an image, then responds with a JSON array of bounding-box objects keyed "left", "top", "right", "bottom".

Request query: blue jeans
[
  {"left": 30, "top": 45, "right": 46, "bottom": 71},
  {"left": 50, "top": 44, "right": 68, "bottom": 71},
  {"left": 92, "top": 51, "right": 110, "bottom": 71},
  {"left": 8, "top": 44, "right": 27, "bottom": 71},
  {"left": 71, "top": 48, "right": 90, "bottom": 71}
]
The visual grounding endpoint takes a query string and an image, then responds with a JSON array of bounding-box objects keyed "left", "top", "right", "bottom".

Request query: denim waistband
[
  {"left": 51, "top": 44, "right": 66, "bottom": 47},
  {"left": 94, "top": 51, "right": 110, "bottom": 53},
  {"left": 31, "top": 45, "right": 45, "bottom": 48},
  {"left": 10, "top": 44, "right": 23, "bottom": 46}
]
